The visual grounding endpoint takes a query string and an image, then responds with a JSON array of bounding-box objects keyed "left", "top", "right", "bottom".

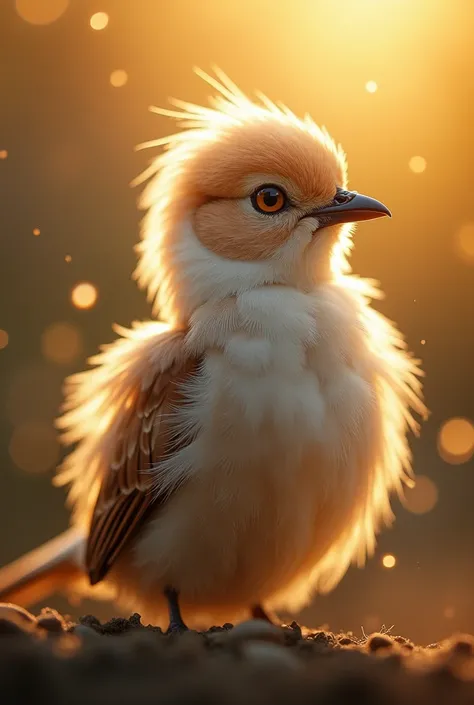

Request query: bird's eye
[{"left": 251, "top": 185, "right": 287, "bottom": 214}]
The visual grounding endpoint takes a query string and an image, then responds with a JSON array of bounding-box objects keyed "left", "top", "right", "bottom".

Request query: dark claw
[
  {"left": 164, "top": 586, "right": 189, "bottom": 634},
  {"left": 165, "top": 620, "right": 189, "bottom": 635}
]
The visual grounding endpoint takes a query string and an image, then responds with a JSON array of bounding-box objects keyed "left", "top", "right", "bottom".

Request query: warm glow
[
  {"left": 33, "top": 227, "right": 40, "bottom": 236},
  {"left": 9, "top": 421, "right": 60, "bottom": 473},
  {"left": 15, "top": 0, "right": 69, "bottom": 25},
  {"left": 455, "top": 222, "right": 474, "bottom": 264},
  {"left": 41, "top": 322, "right": 83, "bottom": 365},
  {"left": 382, "top": 554, "right": 396, "bottom": 569},
  {"left": 365, "top": 80, "right": 378, "bottom": 93},
  {"left": 0, "top": 149, "right": 7, "bottom": 159},
  {"left": 409, "top": 155, "right": 427, "bottom": 173},
  {"left": 110, "top": 69, "right": 128, "bottom": 88},
  {"left": 421, "top": 339, "right": 426, "bottom": 345},
  {"left": 403, "top": 475, "right": 438, "bottom": 515},
  {"left": 438, "top": 417, "right": 474, "bottom": 465},
  {"left": 65, "top": 254, "right": 72, "bottom": 263},
  {"left": 90, "top": 11, "right": 109, "bottom": 30},
  {"left": 444, "top": 607, "right": 455, "bottom": 619},
  {"left": 0, "top": 329, "right": 9, "bottom": 350},
  {"left": 71, "top": 282, "right": 98, "bottom": 310}
]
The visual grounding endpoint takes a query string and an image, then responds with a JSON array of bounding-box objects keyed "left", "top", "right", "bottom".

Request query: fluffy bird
[{"left": 0, "top": 69, "right": 426, "bottom": 630}]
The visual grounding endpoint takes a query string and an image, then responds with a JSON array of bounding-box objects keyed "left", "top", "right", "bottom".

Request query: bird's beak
[{"left": 309, "top": 189, "right": 391, "bottom": 229}]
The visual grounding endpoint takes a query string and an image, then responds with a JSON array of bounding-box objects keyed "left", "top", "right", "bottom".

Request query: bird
[{"left": 0, "top": 68, "right": 426, "bottom": 632}]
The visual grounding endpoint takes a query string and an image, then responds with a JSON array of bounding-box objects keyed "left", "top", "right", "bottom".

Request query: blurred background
[{"left": 0, "top": 0, "right": 473, "bottom": 645}]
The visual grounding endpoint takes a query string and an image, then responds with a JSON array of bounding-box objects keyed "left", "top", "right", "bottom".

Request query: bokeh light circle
[
  {"left": 110, "top": 70, "right": 128, "bottom": 88},
  {"left": 382, "top": 554, "right": 396, "bottom": 569},
  {"left": 41, "top": 322, "right": 83, "bottom": 365},
  {"left": 90, "top": 12, "right": 109, "bottom": 30},
  {"left": 365, "top": 81, "right": 378, "bottom": 93},
  {"left": 0, "top": 329, "right": 9, "bottom": 349},
  {"left": 438, "top": 417, "right": 474, "bottom": 465},
  {"left": 403, "top": 475, "right": 439, "bottom": 515},
  {"left": 15, "top": 0, "right": 69, "bottom": 25},
  {"left": 409, "top": 156, "right": 427, "bottom": 173},
  {"left": 71, "top": 282, "right": 98, "bottom": 310}
]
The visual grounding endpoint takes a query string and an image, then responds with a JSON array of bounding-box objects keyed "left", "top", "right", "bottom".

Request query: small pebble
[
  {"left": 285, "top": 621, "right": 302, "bottom": 638},
  {"left": 243, "top": 641, "right": 302, "bottom": 671},
  {"left": 227, "top": 619, "right": 285, "bottom": 645},
  {"left": 367, "top": 634, "right": 394, "bottom": 652},
  {"left": 36, "top": 608, "right": 66, "bottom": 634},
  {"left": 79, "top": 615, "right": 102, "bottom": 629},
  {"left": 394, "top": 636, "right": 407, "bottom": 644},
  {"left": 37, "top": 616, "right": 65, "bottom": 634},
  {"left": 127, "top": 613, "right": 143, "bottom": 628},
  {"left": 339, "top": 636, "right": 357, "bottom": 646},
  {"left": 450, "top": 637, "right": 474, "bottom": 657},
  {"left": 310, "top": 631, "right": 337, "bottom": 648},
  {"left": 207, "top": 625, "right": 229, "bottom": 634}
]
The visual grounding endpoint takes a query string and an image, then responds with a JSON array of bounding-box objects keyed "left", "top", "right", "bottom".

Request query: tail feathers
[{"left": 0, "top": 528, "right": 86, "bottom": 607}]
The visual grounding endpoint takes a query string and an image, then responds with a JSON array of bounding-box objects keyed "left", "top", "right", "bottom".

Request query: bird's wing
[
  {"left": 55, "top": 323, "right": 200, "bottom": 585},
  {"left": 86, "top": 330, "right": 200, "bottom": 584}
]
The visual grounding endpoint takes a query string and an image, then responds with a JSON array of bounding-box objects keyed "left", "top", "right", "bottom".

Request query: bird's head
[{"left": 134, "top": 69, "right": 390, "bottom": 325}]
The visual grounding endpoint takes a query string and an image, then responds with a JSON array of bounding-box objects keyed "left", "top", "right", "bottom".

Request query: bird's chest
[
  {"left": 143, "top": 288, "right": 377, "bottom": 601},
  {"left": 187, "top": 287, "right": 353, "bottom": 470},
  {"left": 181, "top": 285, "right": 376, "bottom": 506},
  {"left": 205, "top": 339, "right": 324, "bottom": 457}
]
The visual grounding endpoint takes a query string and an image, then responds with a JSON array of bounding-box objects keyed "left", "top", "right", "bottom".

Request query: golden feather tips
[{"left": 131, "top": 66, "right": 341, "bottom": 187}]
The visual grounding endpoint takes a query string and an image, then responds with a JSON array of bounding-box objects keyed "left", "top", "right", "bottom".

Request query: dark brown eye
[{"left": 251, "top": 185, "right": 287, "bottom": 214}]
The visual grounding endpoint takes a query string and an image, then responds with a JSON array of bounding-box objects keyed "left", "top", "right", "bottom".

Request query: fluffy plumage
[{"left": 1, "top": 69, "right": 427, "bottom": 627}]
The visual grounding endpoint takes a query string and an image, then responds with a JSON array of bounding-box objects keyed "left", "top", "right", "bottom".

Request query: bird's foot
[
  {"left": 164, "top": 585, "right": 189, "bottom": 634},
  {"left": 165, "top": 619, "right": 189, "bottom": 635}
]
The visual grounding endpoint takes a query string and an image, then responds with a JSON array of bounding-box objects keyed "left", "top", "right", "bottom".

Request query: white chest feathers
[{"left": 182, "top": 285, "right": 376, "bottom": 470}]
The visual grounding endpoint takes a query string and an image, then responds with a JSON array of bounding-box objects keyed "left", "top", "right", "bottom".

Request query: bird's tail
[{"left": 0, "top": 528, "right": 86, "bottom": 607}]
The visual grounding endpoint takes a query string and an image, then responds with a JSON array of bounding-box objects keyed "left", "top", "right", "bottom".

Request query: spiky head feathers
[{"left": 133, "top": 68, "right": 350, "bottom": 324}]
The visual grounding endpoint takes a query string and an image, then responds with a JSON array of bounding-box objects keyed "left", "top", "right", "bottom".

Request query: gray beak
[{"left": 309, "top": 188, "right": 391, "bottom": 229}]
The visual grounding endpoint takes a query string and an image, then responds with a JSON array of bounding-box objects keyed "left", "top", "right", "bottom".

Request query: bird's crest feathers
[
  {"left": 131, "top": 67, "right": 349, "bottom": 321},
  {"left": 132, "top": 67, "right": 346, "bottom": 186}
]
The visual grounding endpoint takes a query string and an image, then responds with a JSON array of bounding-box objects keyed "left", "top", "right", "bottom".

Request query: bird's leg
[
  {"left": 164, "top": 586, "right": 189, "bottom": 633},
  {"left": 250, "top": 604, "right": 280, "bottom": 625}
]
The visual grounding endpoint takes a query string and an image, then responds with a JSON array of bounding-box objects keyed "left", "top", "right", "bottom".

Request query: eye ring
[{"left": 251, "top": 184, "right": 287, "bottom": 215}]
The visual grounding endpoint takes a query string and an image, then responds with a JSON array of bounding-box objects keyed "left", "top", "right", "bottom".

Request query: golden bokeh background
[{"left": 0, "top": 0, "right": 473, "bottom": 643}]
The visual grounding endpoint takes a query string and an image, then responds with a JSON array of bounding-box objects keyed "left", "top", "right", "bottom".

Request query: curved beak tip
[{"left": 313, "top": 190, "right": 392, "bottom": 228}]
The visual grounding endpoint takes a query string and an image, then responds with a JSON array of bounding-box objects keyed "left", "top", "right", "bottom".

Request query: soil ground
[{"left": 1, "top": 605, "right": 474, "bottom": 704}]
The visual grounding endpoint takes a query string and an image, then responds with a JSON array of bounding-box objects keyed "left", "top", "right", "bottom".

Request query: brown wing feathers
[{"left": 86, "top": 335, "right": 200, "bottom": 585}]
